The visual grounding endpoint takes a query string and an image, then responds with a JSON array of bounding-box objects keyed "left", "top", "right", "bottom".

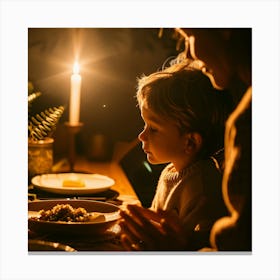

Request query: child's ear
[{"left": 184, "top": 132, "right": 203, "bottom": 154}]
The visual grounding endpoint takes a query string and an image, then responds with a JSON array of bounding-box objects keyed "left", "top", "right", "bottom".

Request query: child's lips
[{"left": 142, "top": 144, "right": 151, "bottom": 154}]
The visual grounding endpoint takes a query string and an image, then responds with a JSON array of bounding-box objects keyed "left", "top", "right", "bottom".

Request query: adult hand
[{"left": 118, "top": 204, "right": 187, "bottom": 251}]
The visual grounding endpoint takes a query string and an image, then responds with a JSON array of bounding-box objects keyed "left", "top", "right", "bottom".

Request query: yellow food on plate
[
  {"left": 88, "top": 212, "right": 106, "bottom": 223},
  {"left": 62, "top": 179, "right": 85, "bottom": 188}
]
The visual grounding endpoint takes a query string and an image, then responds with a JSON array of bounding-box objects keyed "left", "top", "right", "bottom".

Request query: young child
[{"left": 118, "top": 61, "right": 232, "bottom": 251}]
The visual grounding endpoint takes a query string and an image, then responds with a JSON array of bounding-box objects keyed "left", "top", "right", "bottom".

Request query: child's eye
[
  {"left": 148, "top": 126, "right": 158, "bottom": 133},
  {"left": 143, "top": 123, "right": 158, "bottom": 133},
  {"left": 144, "top": 124, "right": 157, "bottom": 133}
]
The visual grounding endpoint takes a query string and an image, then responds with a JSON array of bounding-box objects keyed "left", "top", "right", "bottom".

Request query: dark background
[{"left": 28, "top": 28, "right": 182, "bottom": 160}]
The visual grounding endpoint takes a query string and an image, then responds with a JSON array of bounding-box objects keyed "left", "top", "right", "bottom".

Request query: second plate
[{"left": 31, "top": 173, "right": 115, "bottom": 195}]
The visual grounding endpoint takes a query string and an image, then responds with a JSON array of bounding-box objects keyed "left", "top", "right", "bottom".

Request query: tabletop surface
[{"left": 28, "top": 156, "right": 141, "bottom": 252}]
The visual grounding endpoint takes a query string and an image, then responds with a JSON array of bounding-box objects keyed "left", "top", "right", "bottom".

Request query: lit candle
[{"left": 69, "top": 62, "right": 82, "bottom": 125}]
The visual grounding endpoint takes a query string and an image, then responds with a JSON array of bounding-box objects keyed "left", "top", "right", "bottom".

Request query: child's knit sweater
[{"left": 151, "top": 158, "right": 228, "bottom": 249}]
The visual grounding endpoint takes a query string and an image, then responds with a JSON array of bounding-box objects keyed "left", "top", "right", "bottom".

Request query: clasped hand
[{"left": 118, "top": 204, "right": 186, "bottom": 251}]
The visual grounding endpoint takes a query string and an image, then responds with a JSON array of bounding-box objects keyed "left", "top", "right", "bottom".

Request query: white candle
[{"left": 69, "top": 62, "right": 82, "bottom": 125}]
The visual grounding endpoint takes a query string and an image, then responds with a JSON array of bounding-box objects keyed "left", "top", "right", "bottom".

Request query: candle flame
[{"left": 73, "top": 62, "right": 80, "bottom": 74}]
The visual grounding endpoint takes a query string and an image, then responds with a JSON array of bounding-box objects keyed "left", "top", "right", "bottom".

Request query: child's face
[{"left": 138, "top": 104, "right": 192, "bottom": 171}]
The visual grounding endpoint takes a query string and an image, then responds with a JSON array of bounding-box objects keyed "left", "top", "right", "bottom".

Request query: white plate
[
  {"left": 28, "top": 199, "right": 120, "bottom": 237},
  {"left": 31, "top": 173, "right": 115, "bottom": 195}
]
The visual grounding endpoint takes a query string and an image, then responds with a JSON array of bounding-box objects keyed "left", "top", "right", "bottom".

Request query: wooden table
[{"left": 28, "top": 155, "right": 141, "bottom": 252}]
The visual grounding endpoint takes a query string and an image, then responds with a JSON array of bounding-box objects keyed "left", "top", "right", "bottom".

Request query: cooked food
[
  {"left": 30, "top": 203, "right": 105, "bottom": 223},
  {"left": 62, "top": 179, "right": 85, "bottom": 188}
]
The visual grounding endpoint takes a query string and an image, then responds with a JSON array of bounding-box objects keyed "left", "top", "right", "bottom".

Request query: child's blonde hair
[{"left": 136, "top": 62, "right": 232, "bottom": 158}]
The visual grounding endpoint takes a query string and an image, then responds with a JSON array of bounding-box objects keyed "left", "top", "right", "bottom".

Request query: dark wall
[{"left": 28, "top": 28, "right": 180, "bottom": 160}]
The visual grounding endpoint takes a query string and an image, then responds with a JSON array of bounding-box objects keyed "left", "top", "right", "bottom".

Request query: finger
[
  {"left": 157, "top": 209, "right": 183, "bottom": 234},
  {"left": 130, "top": 207, "right": 183, "bottom": 237},
  {"left": 119, "top": 219, "right": 141, "bottom": 245},
  {"left": 128, "top": 205, "right": 180, "bottom": 231},
  {"left": 119, "top": 224, "right": 147, "bottom": 251},
  {"left": 120, "top": 234, "right": 132, "bottom": 251},
  {"left": 127, "top": 204, "right": 163, "bottom": 224},
  {"left": 121, "top": 208, "right": 165, "bottom": 249},
  {"left": 120, "top": 233, "right": 139, "bottom": 251},
  {"left": 120, "top": 210, "right": 154, "bottom": 245},
  {"left": 126, "top": 205, "right": 164, "bottom": 230},
  {"left": 119, "top": 214, "right": 142, "bottom": 240},
  {"left": 126, "top": 206, "right": 167, "bottom": 238}
]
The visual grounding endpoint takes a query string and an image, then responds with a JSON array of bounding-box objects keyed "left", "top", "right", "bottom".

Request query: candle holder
[{"left": 64, "top": 122, "right": 84, "bottom": 172}]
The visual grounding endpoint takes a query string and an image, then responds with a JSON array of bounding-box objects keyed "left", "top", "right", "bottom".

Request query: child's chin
[
  {"left": 146, "top": 154, "right": 161, "bottom": 165},
  {"left": 146, "top": 154, "right": 155, "bottom": 163}
]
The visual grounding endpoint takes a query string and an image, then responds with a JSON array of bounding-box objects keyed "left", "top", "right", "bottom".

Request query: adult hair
[{"left": 136, "top": 61, "right": 233, "bottom": 158}]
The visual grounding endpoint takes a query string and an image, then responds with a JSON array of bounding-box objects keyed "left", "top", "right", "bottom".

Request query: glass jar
[{"left": 28, "top": 137, "right": 54, "bottom": 179}]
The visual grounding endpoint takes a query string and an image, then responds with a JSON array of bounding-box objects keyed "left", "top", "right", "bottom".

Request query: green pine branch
[{"left": 29, "top": 106, "right": 65, "bottom": 141}]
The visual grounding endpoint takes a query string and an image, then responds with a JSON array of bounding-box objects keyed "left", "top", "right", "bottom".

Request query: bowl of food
[{"left": 28, "top": 199, "right": 120, "bottom": 237}]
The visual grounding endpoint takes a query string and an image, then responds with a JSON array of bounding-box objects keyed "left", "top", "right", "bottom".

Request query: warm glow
[{"left": 73, "top": 62, "right": 80, "bottom": 74}]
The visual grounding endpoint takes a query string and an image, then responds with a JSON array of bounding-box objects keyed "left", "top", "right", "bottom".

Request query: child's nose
[{"left": 138, "top": 129, "right": 146, "bottom": 141}]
